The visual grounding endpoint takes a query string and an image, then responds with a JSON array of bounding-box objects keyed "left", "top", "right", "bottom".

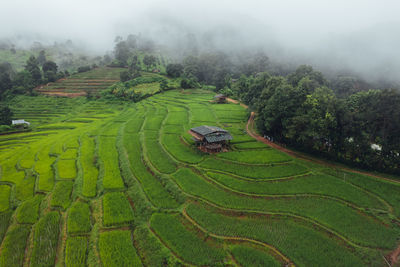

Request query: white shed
[{"left": 12, "top": 120, "right": 30, "bottom": 126}]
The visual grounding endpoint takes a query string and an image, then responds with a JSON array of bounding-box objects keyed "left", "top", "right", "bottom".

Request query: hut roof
[{"left": 190, "top": 125, "right": 232, "bottom": 143}]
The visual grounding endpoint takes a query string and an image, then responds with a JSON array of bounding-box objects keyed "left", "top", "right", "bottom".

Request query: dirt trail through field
[
  {"left": 389, "top": 244, "right": 400, "bottom": 265},
  {"left": 245, "top": 111, "right": 400, "bottom": 185}
]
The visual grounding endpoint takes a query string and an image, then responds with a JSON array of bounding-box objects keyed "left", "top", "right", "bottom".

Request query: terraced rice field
[
  {"left": 0, "top": 74, "right": 399, "bottom": 266},
  {"left": 35, "top": 67, "right": 125, "bottom": 97}
]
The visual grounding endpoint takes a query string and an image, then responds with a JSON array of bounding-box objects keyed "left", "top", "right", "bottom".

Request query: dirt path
[
  {"left": 389, "top": 244, "right": 400, "bottom": 265},
  {"left": 246, "top": 111, "right": 400, "bottom": 185},
  {"left": 226, "top": 97, "right": 248, "bottom": 109}
]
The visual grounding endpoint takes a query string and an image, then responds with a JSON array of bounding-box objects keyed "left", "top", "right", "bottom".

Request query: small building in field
[
  {"left": 189, "top": 125, "right": 232, "bottom": 153},
  {"left": 213, "top": 94, "right": 226, "bottom": 103},
  {"left": 152, "top": 68, "right": 161, "bottom": 73},
  {"left": 12, "top": 119, "right": 30, "bottom": 126}
]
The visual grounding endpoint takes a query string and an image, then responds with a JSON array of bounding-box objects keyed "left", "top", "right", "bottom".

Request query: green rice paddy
[{"left": 0, "top": 68, "right": 398, "bottom": 266}]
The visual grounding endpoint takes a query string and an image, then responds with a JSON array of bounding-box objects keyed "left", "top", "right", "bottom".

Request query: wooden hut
[
  {"left": 213, "top": 94, "right": 227, "bottom": 103},
  {"left": 189, "top": 125, "right": 232, "bottom": 153}
]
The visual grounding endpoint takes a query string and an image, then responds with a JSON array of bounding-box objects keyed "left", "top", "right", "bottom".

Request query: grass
[
  {"left": 150, "top": 212, "right": 226, "bottom": 265},
  {"left": 200, "top": 158, "right": 308, "bottom": 179},
  {"left": 67, "top": 201, "right": 91, "bottom": 234},
  {"left": 186, "top": 202, "right": 366, "bottom": 267},
  {"left": 99, "top": 136, "right": 125, "bottom": 190},
  {"left": 65, "top": 237, "right": 88, "bottom": 267},
  {"left": 144, "top": 136, "right": 177, "bottom": 174},
  {"left": 80, "top": 135, "right": 98, "bottom": 197},
  {"left": 58, "top": 159, "right": 77, "bottom": 179},
  {"left": 102, "top": 192, "right": 134, "bottom": 227},
  {"left": 0, "top": 212, "right": 12, "bottom": 244},
  {"left": 15, "top": 194, "right": 45, "bottom": 224},
  {"left": 123, "top": 133, "right": 179, "bottom": 208},
  {"left": 217, "top": 149, "right": 292, "bottom": 164},
  {"left": 98, "top": 230, "right": 142, "bottom": 267},
  {"left": 324, "top": 169, "right": 400, "bottom": 217},
  {"left": 230, "top": 245, "right": 281, "bottom": 267},
  {"left": 161, "top": 134, "right": 204, "bottom": 163},
  {"left": 0, "top": 224, "right": 31, "bottom": 267},
  {"left": 133, "top": 225, "right": 180, "bottom": 266},
  {"left": 30, "top": 211, "right": 61, "bottom": 267},
  {"left": 206, "top": 172, "right": 385, "bottom": 209},
  {"left": 172, "top": 168, "right": 399, "bottom": 248},
  {"left": 51, "top": 181, "right": 73, "bottom": 210},
  {"left": 0, "top": 185, "right": 11, "bottom": 212},
  {"left": 233, "top": 141, "right": 270, "bottom": 149},
  {"left": 35, "top": 149, "right": 56, "bottom": 191}
]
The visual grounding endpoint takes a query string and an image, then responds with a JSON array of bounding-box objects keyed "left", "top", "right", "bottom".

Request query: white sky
[{"left": 1, "top": 0, "right": 400, "bottom": 80}]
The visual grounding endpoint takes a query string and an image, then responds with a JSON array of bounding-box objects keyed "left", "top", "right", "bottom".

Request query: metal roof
[
  {"left": 190, "top": 125, "right": 228, "bottom": 136},
  {"left": 205, "top": 133, "right": 233, "bottom": 143},
  {"left": 190, "top": 125, "right": 232, "bottom": 143}
]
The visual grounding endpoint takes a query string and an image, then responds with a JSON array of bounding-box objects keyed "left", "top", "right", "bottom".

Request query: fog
[{"left": 1, "top": 0, "right": 400, "bottom": 82}]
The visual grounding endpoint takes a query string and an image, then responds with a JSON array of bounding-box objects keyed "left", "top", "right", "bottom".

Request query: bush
[{"left": 77, "top": 65, "right": 91, "bottom": 73}]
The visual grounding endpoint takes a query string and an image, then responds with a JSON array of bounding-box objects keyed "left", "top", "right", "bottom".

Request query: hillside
[{"left": 0, "top": 74, "right": 399, "bottom": 266}]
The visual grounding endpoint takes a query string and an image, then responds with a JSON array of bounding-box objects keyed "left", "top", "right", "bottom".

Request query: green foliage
[
  {"left": 123, "top": 133, "right": 179, "bottom": 208},
  {"left": 150, "top": 213, "right": 226, "bottom": 265},
  {"left": 51, "top": 181, "right": 73, "bottom": 210},
  {"left": 161, "top": 134, "right": 203, "bottom": 163},
  {"left": 67, "top": 201, "right": 91, "bottom": 234},
  {"left": 99, "top": 136, "right": 124, "bottom": 190},
  {"left": 58, "top": 159, "right": 77, "bottom": 179},
  {"left": 207, "top": 172, "right": 384, "bottom": 209},
  {"left": 0, "top": 106, "right": 13, "bottom": 125},
  {"left": 173, "top": 168, "right": 398, "bottom": 248},
  {"left": 200, "top": 158, "right": 308, "bottom": 179},
  {"left": 144, "top": 135, "right": 177, "bottom": 174},
  {"left": 15, "top": 194, "right": 45, "bottom": 224},
  {"left": 186, "top": 203, "right": 364, "bottom": 267},
  {"left": 230, "top": 245, "right": 281, "bottom": 267},
  {"left": 99, "top": 230, "right": 142, "bottom": 267},
  {"left": 31, "top": 211, "right": 61, "bottom": 267},
  {"left": 102, "top": 192, "right": 134, "bottom": 227},
  {"left": 0, "top": 185, "right": 11, "bottom": 212},
  {"left": 133, "top": 225, "right": 181, "bottom": 266},
  {"left": 65, "top": 237, "right": 88, "bottom": 267},
  {"left": 0, "top": 224, "right": 31, "bottom": 267},
  {"left": 217, "top": 149, "right": 291, "bottom": 164},
  {"left": 0, "top": 211, "right": 12, "bottom": 244},
  {"left": 80, "top": 135, "right": 98, "bottom": 197}
]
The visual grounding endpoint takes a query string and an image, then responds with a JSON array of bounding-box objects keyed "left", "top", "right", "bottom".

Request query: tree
[
  {"left": 166, "top": 63, "right": 183, "bottom": 78},
  {"left": 25, "top": 56, "right": 42, "bottom": 87},
  {"left": 114, "top": 41, "right": 130, "bottom": 66},
  {"left": 42, "top": 61, "right": 57, "bottom": 73},
  {"left": 0, "top": 106, "right": 13, "bottom": 125},
  {"left": 120, "top": 71, "right": 131, "bottom": 82},
  {"left": 37, "top": 50, "right": 46, "bottom": 66},
  {"left": 143, "top": 55, "right": 156, "bottom": 71},
  {"left": 0, "top": 62, "right": 13, "bottom": 98}
]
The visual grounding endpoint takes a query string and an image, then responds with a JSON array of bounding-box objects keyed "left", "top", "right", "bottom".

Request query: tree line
[{"left": 165, "top": 53, "right": 400, "bottom": 174}]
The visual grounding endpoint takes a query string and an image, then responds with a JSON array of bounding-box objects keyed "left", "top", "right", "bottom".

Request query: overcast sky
[{"left": 1, "top": 0, "right": 400, "bottom": 81}]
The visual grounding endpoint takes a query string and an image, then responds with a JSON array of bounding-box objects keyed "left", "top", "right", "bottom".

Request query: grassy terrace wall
[{"left": 0, "top": 76, "right": 399, "bottom": 266}]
